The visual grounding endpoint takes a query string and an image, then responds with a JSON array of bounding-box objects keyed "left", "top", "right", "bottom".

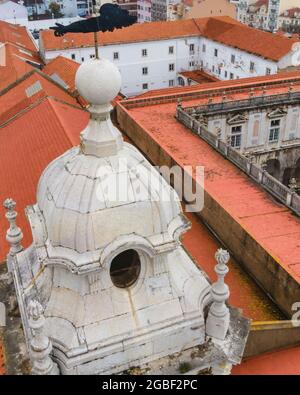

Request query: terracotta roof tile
[
  {"left": 131, "top": 70, "right": 300, "bottom": 99},
  {"left": 193, "top": 17, "right": 299, "bottom": 61},
  {"left": 40, "top": 17, "right": 199, "bottom": 50},
  {"left": 0, "top": 98, "right": 89, "bottom": 262},
  {"left": 118, "top": 73, "right": 300, "bottom": 286},
  {"left": 180, "top": 69, "right": 219, "bottom": 84},
  {"left": 0, "top": 70, "right": 81, "bottom": 124},
  {"left": 232, "top": 346, "right": 300, "bottom": 375},
  {"left": 41, "top": 16, "right": 299, "bottom": 62},
  {"left": 280, "top": 7, "right": 300, "bottom": 17},
  {"left": 0, "top": 43, "right": 42, "bottom": 92},
  {"left": 42, "top": 56, "right": 80, "bottom": 93},
  {"left": 0, "top": 20, "right": 37, "bottom": 53}
]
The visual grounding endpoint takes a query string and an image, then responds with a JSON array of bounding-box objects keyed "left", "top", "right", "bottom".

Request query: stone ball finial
[
  {"left": 75, "top": 58, "right": 121, "bottom": 106},
  {"left": 3, "top": 198, "right": 16, "bottom": 211},
  {"left": 215, "top": 248, "right": 230, "bottom": 266}
]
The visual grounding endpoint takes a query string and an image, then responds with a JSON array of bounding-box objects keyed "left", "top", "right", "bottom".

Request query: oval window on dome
[{"left": 110, "top": 249, "right": 141, "bottom": 288}]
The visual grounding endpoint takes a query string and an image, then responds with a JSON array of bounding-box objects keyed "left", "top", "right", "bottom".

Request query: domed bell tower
[{"left": 4, "top": 58, "right": 249, "bottom": 375}]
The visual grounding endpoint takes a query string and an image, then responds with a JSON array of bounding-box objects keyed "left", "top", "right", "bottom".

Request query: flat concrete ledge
[{"left": 244, "top": 320, "right": 300, "bottom": 358}]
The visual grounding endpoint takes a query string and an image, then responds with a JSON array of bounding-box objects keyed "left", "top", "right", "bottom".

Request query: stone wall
[
  {"left": 245, "top": 321, "right": 300, "bottom": 358},
  {"left": 117, "top": 105, "right": 300, "bottom": 318}
]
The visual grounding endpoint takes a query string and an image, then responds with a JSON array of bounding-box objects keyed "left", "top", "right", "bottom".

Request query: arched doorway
[
  {"left": 265, "top": 159, "right": 280, "bottom": 180},
  {"left": 178, "top": 76, "right": 185, "bottom": 87},
  {"left": 110, "top": 249, "right": 141, "bottom": 288}
]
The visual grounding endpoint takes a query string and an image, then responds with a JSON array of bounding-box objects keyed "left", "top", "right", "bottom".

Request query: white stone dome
[
  {"left": 75, "top": 59, "right": 121, "bottom": 106},
  {"left": 36, "top": 144, "right": 187, "bottom": 268},
  {"left": 34, "top": 58, "right": 189, "bottom": 270}
]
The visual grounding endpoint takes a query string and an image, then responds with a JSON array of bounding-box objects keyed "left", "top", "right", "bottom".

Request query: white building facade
[
  {"left": 40, "top": 35, "right": 300, "bottom": 96},
  {"left": 137, "top": 0, "right": 151, "bottom": 23},
  {"left": 0, "top": 0, "right": 28, "bottom": 25}
]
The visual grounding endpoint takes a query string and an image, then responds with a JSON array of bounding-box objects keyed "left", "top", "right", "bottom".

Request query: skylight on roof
[{"left": 25, "top": 80, "right": 42, "bottom": 98}]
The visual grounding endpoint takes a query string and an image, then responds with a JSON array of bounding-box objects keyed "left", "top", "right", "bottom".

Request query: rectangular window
[
  {"left": 142, "top": 67, "right": 148, "bottom": 75},
  {"left": 202, "top": 44, "right": 206, "bottom": 52},
  {"left": 212, "top": 65, "right": 215, "bottom": 72},
  {"left": 90, "top": 54, "right": 95, "bottom": 59},
  {"left": 230, "top": 72, "right": 234, "bottom": 79},
  {"left": 71, "top": 54, "right": 75, "bottom": 60},
  {"left": 142, "top": 49, "right": 147, "bottom": 57},
  {"left": 250, "top": 61, "right": 255, "bottom": 72},
  {"left": 81, "top": 57, "right": 84, "bottom": 62},
  {"left": 189, "top": 43, "right": 195, "bottom": 54},
  {"left": 269, "top": 119, "right": 280, "bottom": 142},
  {"left": 169, "top": 79, "right": 174, "bottom": 87},
  {"left": 231, "top": 54, "right": 235, "bottom": 63},
  {"left": 142, "top": 83, "right": 148, "bottom": 90},
  {"left": 225, "top": 71, "right": 228, "bottom": 78},
  {"left": 266, "top": 67, "right": 271, "bottom": 75},
  {"left": 231, "top": 126, "right": 242, "bottom": 148},
  {"left": 169, "top": 46, "right": 174, "bottom": 54},
  {"left": 169, "top": 63, "right": 174, "bottom": 71},
  {"left": 189, "top": 61, "right": 194, "bottom": 67},
  {"left": 214, "top": 48, "right": 218, "bottom": 57},
  {"left": 113, "top": 52, "right": 119, "bottom": 60}
]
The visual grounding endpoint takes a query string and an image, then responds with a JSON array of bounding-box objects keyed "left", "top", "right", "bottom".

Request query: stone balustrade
[{"left": 176, "top": 106, "right": 300, "bottom": 217}]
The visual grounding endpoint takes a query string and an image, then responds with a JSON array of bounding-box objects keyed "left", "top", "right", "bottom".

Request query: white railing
[{"left": 176, "top": 106, "right": 300, "bottom": 216}]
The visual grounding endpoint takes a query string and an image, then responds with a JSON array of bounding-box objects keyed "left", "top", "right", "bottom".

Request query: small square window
[
  {"left": 142, "top": 83, "right": 148, "bottom": 90},
  {"left": 113, "top": 52, "right": 119, "bottom": 60}
]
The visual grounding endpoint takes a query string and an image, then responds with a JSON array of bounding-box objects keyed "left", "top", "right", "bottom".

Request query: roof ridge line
[{"left": 0, "top": 95, "right": 47, "bottom": 127}]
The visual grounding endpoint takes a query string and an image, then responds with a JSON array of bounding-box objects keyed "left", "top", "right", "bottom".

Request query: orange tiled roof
[
  {"left": 193, "top": 16, "right": 299, "bottom": 61},
  {"left": 180, "top": 69, "right": 219, "bottom": 84},
  {"left": 0, "top": 20, "right": 37, "bottom": 53},
  {"left": 232, "top": 346, "right": 300, "bottom": 375},
  {"left": 0, "top": 42, "right": 43, "bottom": 92},
  {"left": 118, "top": 72, "right": 300, "bottom": 285},
  {"left": 0, "top": 98, "right": 89, "bottom": 262},
  {"left": 280, "top": 7, "right": 300, "bottom": 18},
  {"left": 40, "top": 16, "right": 299, "bottom": 62},
  {"left": 42, "top": 55, "right": 80, "bottom": 93},
  {"left": 0, "top": 70, "right": 81, "bottom": 124}
]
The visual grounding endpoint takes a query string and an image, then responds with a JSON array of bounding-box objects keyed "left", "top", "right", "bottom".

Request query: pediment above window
[
  {"left": 267, "top": 107, "right": 287, "bottom": 119},
  {"left": 226, "top": 113, "right": 248, "bottom": 125}
]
